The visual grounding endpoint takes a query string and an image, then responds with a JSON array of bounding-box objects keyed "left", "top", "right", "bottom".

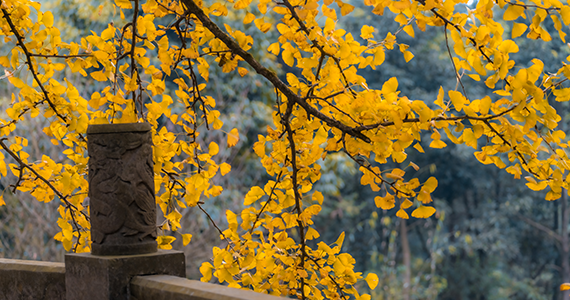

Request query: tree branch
[
  {"left": 1, "top": 8, "right": 69, "bottom": 124},
  {"left": 517, "top": 213, "right": 562, "bottom": 244},
  {"left": 179, "top": 0, "right": 370, "bottom": 143},
  {"left": 0, "top": 138, "right": 88, "bottom": 251}
]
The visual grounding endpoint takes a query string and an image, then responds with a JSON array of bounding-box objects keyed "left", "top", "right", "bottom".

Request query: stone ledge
[
  {"left": 130, "top": 275, "right": 287, "bottom": 300},
  {"left": 0, "top": 258, "right": 65, "bottom": 300}
]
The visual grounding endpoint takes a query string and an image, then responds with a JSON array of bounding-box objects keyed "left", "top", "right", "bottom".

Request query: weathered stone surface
[
  {"left": 130, "top": 275, "right": 288, "bottom": 300},
  {"left": 87, "top": 122, "right": 157, "bottom": 256},
  {"left": 65, "top": 250, "right": 186, "bottom": 300},
  {"left": 0, "top": 258, "right": 65, "bottom": 300}
]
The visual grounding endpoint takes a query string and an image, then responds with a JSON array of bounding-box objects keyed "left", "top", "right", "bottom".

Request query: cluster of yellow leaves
[
  {"left": 0, "top": 0, "right": 240, "bottom": 253},
  {"left": 192, "top": 0, "right": 570, "bottom": 296},
  {"left": 2, "top": 0, "right": 570, "bottom": 298}
]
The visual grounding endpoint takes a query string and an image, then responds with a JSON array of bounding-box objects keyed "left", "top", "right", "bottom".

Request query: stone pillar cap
[{"left": 87, "top": 123, "right": 151, "bottom": 134}]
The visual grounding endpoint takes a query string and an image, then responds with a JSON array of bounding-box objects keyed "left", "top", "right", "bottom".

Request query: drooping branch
[
  {"left": 443, "top": 25, "right": 468, "bottom": 99},
  {"left": 279, "top": 0, "right": 357, "bottom": 96},
  {"left": 248, "top": 169, "right": 284, "bottom": 235},
  {"left": 30, "top": 53, "right": 91, "bottom": 58},
  {"left": 1, "top": 8, "right": 69, "bottom": 125},
  {"left": 0, "top": 138, "right": 88, "bottom": 251},
  {"left": 427, "top": 7, "right": 495, "bottom": 66},
  {"left": 353, "top": 74, "right": 568, "bottom": 132},
  {"left": 303, "top": 253, "right": 349, "bottom": 300},
  {"left": 341, "top": 133, "right": 412, "bottom": 198},
  {"left": 161, "top": 167, "right": 236, "bottom": 250},
  {"left": 180, "top": 0, "right": 371, "bottom": 143},
  {"left": 505, "top": 0, "right": 560, "bottom": 13},
  {"left": 353, "top": 107, "right": 516, "bottom": 131},
  {"left": 282, "top": 98, "right": 307, "bottom": 300},
  {"left": 130, "top": 0, "right": 142, "bottom": 120},
  {"left": 1, "top": 8, "right": 87, "bottom": 144}
]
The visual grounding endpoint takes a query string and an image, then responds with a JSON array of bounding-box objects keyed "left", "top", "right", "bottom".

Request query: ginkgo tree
[{"left": 1, "top": 0, "right": 570, "bottom": 298}]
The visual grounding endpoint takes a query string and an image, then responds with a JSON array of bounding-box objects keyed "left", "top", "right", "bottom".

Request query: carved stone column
[
  {"left": 87, "top": 123, "right": 157, "bottom": 256},
  {"left": 65, "top": 123, "right": 186, "bottom": 300}
]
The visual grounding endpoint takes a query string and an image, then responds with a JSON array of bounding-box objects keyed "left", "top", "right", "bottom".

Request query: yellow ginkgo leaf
[
  {"left": 209, "top": 142, "right": 219, "bottom": 156},
  {"left": 267, "top": 42, "right": 280, "bottom": 55},
  {"left": 361, "top": 25, "right": 375, "bottom": 39},
  {"left": 90, "top": 71, "right": 107, "bottom": 82},
  {"left": 243, "top": 12, "right": 255, "bottom": 24},
  {"left": 157, "top": 235, "right": 176, "bottom": 250},
  {"left": 220, "top": 162, "right": 231, "bottom": 176},
  {"left": 429, "top": 139, "right": 447, "bottom": 149},
  {"left": 115, "top": 0, "right": 132, "bottom": 9},
  {"left": 306, "top": 227, "right": 320, "bottom": 240},
  {"left": 226, "top": 210, "right": 238, "bottom": 231},
  {"left": 561, "top": 283, "right": 570, "bottom": 291},
  {"left": 365, "top": 273, "right": 379, "bottom": 289},
  {"left": 227, "top": 128, "right": 239, "bottom": 147},
  {"left": 244, "top": 186, "right": 265, "bottom": 205},
  {"left": 423, "top": 177, "right": 438, "bottom": 193},
  {"left": 200, "top": 262, "right": 213, "bottom": 282},
  {"left": 374, "top": 194, "right": 395, "bottom": 210},
  {"left": 411, "top": 206, "right": 436, "bottom": 218},
  {"left": 561, "top": 6, "right": 570, "bottom": 25},
  {"left": 417, "top": 190, "right": 432, "bottom": 204},
  {"left": 181, "top": 233, "right": 192, "bottom": 246},
  {"left": 238, "top": 67, "right": 248, "bottom": 77},
  {"left": 503, "top": 4, "right": 524, "bottom": 21},
  {"left": 449, "top": 90, "right": 466, "bottom": 112},
  {"left": 340, "top": 3, "right": 354, "bottom": 15},
  {"left": 413, "top": 143, "right": 425, "bottom": 153},
  {"left": 401, "top": 199, "right": 413, "bottom": 209},
  {"left": 525, "top": 176, "right": 548, "bottom": 191},
  {"left": 512, "top": 22, "right": 528, "bottom": 38},
  {"left": 8, "top": 76, "right": 24, "bottom": 88},
  {"left": 396, "top": 208, "right": 409, "bottom": 219},
  {"left": 41, "top": 11, "right": 54, "bottom": 27}
]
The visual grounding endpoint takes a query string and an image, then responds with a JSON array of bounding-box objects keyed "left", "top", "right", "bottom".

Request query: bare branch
[{"left": 517, "top": 213, "right": 562, "bottom": 244}]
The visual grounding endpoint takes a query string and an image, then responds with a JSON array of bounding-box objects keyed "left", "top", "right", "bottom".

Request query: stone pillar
[
  {"left": 87, "top": 123, "right": 157, "bottom": 255},
  {"left": 65, "top": 123, "right": 186, "bottom": 300}
]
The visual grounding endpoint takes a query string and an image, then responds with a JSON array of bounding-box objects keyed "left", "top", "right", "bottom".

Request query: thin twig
[
  {"left": 443, "top": 25, "right": 468, "bottom": 99},
  {"left": 249, "top": 169, "right": 284, "bottom": 235},
  {"left": 30, "top": 53, "right": 91, "bottom": 58}
]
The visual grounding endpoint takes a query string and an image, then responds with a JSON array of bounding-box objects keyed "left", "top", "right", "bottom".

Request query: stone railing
[
  {"left": 0, "top": 258, "right": 65, "bottom": 300},
  {"left": 0, "top": 124, "right": 285, "bottom": 300},
  {"left": 0, "top": 257, "right": 286, "bottom": 300}
]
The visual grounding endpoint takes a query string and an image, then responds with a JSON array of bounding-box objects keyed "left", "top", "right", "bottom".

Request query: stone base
[
  {"left": 91, "top": 240, "right": 158, "bottom": 256},
  {"left": 65, "top": 250, "right": 185, "bottom": 300}
]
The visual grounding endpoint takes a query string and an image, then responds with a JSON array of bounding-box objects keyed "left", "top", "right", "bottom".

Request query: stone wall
[{"left": 0, "top": 258, "right": 66, "bottom": 300}]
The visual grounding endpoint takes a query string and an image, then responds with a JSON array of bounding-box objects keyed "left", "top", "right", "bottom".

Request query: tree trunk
[
  {"left": 401, "top": 219, "right": 411, "bottom": 300},
  {"left": 560, "top": 190, "right": 570, "bottom": 299}
]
